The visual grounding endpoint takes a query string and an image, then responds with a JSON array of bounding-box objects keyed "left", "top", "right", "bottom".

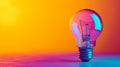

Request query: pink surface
[{"left": 0, "top": 53, "right": 120, "bottom": 67}]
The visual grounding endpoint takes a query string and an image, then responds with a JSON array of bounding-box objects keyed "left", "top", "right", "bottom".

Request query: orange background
[{"left": 0, "top": 0, "right": 120, "bottom": 55}]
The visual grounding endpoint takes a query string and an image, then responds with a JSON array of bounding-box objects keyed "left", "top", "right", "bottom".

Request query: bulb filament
[{"left": 80, "top": 20, "right": 91, "bottom": 48}]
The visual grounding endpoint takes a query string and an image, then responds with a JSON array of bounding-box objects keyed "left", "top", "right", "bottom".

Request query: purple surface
[{"left": 0, "top": 54, "right": 120, "bottom": 67}]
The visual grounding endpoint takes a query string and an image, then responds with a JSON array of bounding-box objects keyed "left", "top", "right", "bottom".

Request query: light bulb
[{"left": 70, "top": 9, "right": 103, "bottom": 62}]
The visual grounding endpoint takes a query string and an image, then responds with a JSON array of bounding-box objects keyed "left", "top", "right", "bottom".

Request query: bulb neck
[{"left": 78, "top": 47, "right": 93, "bottom": 62}]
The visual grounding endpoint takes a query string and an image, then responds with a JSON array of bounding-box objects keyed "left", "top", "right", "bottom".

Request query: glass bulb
[{"left": 70, "top": 9, "right": 103, "bottom": 62}]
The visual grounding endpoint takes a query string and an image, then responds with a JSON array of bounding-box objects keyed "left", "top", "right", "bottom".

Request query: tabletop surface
[{"left": 0, "top": 53, "right": 120, "bottom": 67}]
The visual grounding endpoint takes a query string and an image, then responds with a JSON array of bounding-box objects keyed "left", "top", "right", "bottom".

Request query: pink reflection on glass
[{"left": 70, "top": 9, "right": 103, "bottom": 48}]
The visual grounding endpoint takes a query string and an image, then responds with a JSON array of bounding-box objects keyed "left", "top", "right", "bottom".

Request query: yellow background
[{"left": 0, "top": 0, "right": 120, "bottom": 55}]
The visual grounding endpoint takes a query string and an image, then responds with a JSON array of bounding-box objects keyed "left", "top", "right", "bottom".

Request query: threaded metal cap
[{"left": 78, "top": 47, "right": 93, "bottom": 62}]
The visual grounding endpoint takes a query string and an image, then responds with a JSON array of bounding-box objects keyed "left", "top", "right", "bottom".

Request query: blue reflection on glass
[
  {"left": 72, "top": 23, "right": 80, "bottom": 37},
  {"left": 72, "top": 23, "right": 81, "bottom": 45},
  {"left": 90, "top": 14, "right": 102, "bottom": 30}
]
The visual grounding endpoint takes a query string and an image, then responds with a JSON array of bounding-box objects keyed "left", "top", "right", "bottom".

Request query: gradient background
[{"left": 0, "top": 0, "right": 120, "bottom": 55}]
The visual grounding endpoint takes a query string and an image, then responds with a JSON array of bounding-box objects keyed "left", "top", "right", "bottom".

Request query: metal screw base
[{"left": 78, "top": 47, "right": 93, "bottom": 62}]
